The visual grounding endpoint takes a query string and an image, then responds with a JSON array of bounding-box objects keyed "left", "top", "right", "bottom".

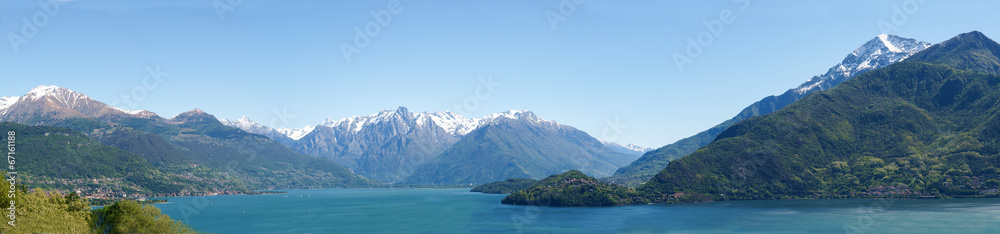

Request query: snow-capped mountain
[
  {"left": 290, "top": 107, "right": 468, "bottom": 183},
  {"left": 602, "top": 141, "right": 653, "bottom": 156},
  {"left": 221, "top": 107, "right": 640, "bottom": 184},
  {"left": 312, "top": 109, "right": 553, "bottom": 138},
  {"left": 401, "top": 110, "right": 639, "bottom": 184},
  {"left": 793, "top": 34, "right": 932, "bottom": 95},
  {"left": 0, "top": 85, "right": 158, "bottom": 124},
  {"left": 0, "top": 96, "right": 20, "bottom": 115},
  {"left": 220, "top": 116, "right": 298, "bottom": 145},
  {"left": 276, "top": 126, "right": 315, "bottom": 141},
  {"left": 734, "top": 34, "right": 931, "bottom": 120}
]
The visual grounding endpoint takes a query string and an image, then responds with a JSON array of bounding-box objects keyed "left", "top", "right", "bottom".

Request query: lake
[{"left": 152, "top": 188, "right": 1000, "bottom": 233}]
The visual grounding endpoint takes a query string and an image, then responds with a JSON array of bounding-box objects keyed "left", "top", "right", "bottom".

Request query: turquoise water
[{"left": 153, "top": 188, "right": 1000, "bottom": 233}]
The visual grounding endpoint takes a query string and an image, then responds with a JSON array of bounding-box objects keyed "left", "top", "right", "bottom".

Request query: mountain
[
  {"left": 906, "top": 31, "right": 1000, "bottom": 75},
  {"left": 0, "top": 86, "right": 376, "bottom": 195},
  {"left": 635, "top": 31, "right": 1000, "bottom": 202},
  {"left": 602, "top": 141, "right": 653, "bottom": 156},
  {"left": 503, "top": 31, "right": 1000, "bottom": 207},
  {"left": 225, "top": 108, "right": 645, "bottom": 184},
  {"left": 0, "top": 86, "right": 158, "bottom": 125},
  {"left": 609, "top": 34, "right": 933, "bottom": 185},
  {"left": 220, "top": 116, "right": 297, "bottom": 146},
  {"left": 282, "top": 107, "right": 472, "bottom": 183},
  {"left": 399, "top": 111, "right": 639, "bottom": 185}
]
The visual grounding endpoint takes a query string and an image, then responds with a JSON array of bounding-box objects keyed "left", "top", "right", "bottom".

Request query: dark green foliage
[
  {"left": 502, "top": 170, "right": 650, "bottom": 207},
  {"left": 0, "top": 178, "right": 195, "bottom": 233},
  {"left": 470, "top": 178, "right": 537, "bottom": 194},
  {"left": 906, "top": 31, "right": 1000, "bottom": 75},
  {"left": 92, "top": 200, "right": 196, "bottom": 234}
]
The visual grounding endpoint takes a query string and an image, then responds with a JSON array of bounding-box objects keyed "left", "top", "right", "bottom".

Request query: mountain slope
[
  {"left": 220, "top": 116, "right": 297, "bottom": 146},
  {"left": 285, "top": 107, "right": 466, "bottom": 183},
  {"left": 638, "top": 31, "right": 1000, "bottom": 202},
  {"left": 0, "top": 122, "right": 212, "bottom": 195},
  {"left": 400, "top": 111, "right": 637, "bottom": 184},
  {"left": 226, "top": 107, "right": 646, "bottom": 184},
  {"left": 610, "top": 34, "right": 932, "bottom": 185},
  {"left": 0, "top": 86, "right": 377, "bottom": 194},
  {"left": 906, "top": 31, "right": 1000, "bottom": 75}
]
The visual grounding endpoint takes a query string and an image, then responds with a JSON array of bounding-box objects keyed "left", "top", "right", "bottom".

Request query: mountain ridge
[
  {"left": 223, "top": 107, "right": 648, "bottom": 183},
  {"left": 0, "top": 86, "right": 377, "bottom": 195},
  {"left": 610, "top": 34, "right": 933, "bottom": 184},
  {"left": 505, "top": 30, "right": 1000, "bottom": 206}
]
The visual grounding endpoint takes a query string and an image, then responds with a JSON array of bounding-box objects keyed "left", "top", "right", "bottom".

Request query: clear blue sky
[{"left": 1, "top": 0, "right": 997, "bottom": 148}]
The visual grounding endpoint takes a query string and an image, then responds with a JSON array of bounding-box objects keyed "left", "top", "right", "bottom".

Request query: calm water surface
[{"left": 152, "top": 188, "right": 1000, "bottom": 233}]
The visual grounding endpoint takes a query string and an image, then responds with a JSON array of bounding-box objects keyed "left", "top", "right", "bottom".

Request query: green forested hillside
[
  {"left": 0, "top": 122, "right": 215, "bottom": 195},
  {"left": 47, "top": 109, "right": 378, "bottom": 190},
  {"left": 640, "top": 31, "right": 1000, "bottom": 202}
]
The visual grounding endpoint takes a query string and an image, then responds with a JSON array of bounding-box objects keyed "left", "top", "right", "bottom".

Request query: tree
[{"left": 92, "top": 200, "right": 195, "bottom": 234}]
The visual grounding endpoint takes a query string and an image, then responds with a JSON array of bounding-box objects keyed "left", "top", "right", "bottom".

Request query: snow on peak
[
  {"left": 21, "top": 85, "right": 153, "bottom": 118},
  {"left": 108, "top": 106, "right": 151, "bottom": 116},
  {"left": 26, "top": 85, "right": 89, "bottom": 102},
  {"left": 316, "top": 108, "right": 559, "bottom": 137},
  {"left": 221, "top": 116, "right": 258, "bottom": 129},
  {"left": 0, "top": 96, "right": 20, "bottom": 111},
  {"left": 416, "top": 111, "right": 479, "bottom": 135},
  {"left": 479, "top": 110, "right": 557, "bottom": 126},
  {"left": 877, "top": 34, "right": 903, "bottom": 53},
  {"left": 277, "top": 125, "right": 315, "bottom": 140},
  {"left": 220, "top": 116, "right": 316, "bottom": 140},
  {"left": 623, "top": 143, "right": 653, "bottom": 153},
  {"left": 793, "top": 34, "right": 931, "bottom": 95},
  {"left": 27, "top": 85, "right": 69, "bottom": 98}
]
